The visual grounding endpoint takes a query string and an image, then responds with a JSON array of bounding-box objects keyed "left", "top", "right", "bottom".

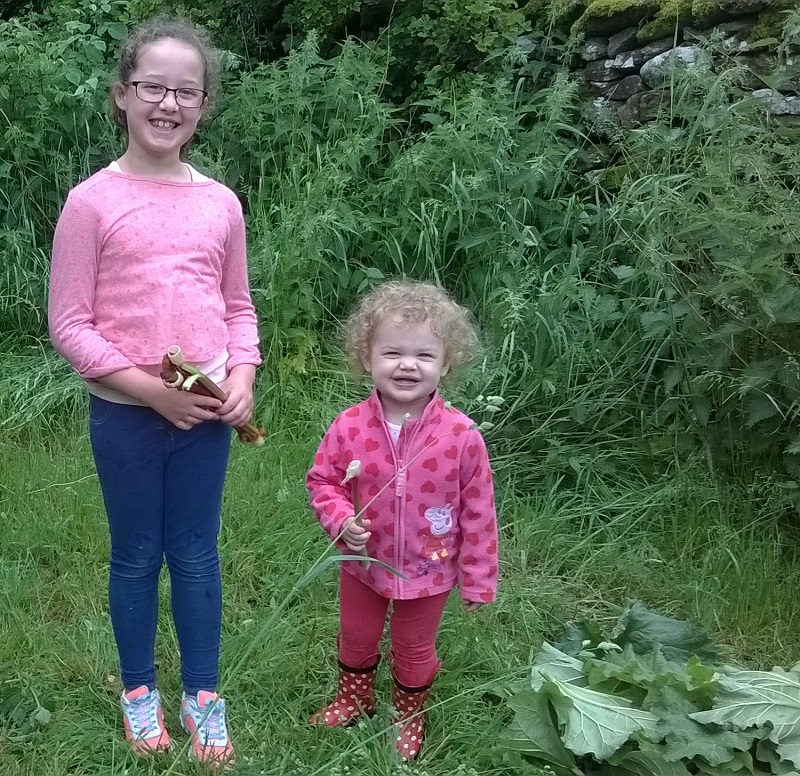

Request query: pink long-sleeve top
[
  {"left": 49, "top": 168, "right": 261, "bottom": 380},
  {"left": 307, "top": 391, "right": 499, "bottom": 603}
]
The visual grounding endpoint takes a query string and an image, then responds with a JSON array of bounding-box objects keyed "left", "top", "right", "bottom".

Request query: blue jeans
[{"left": 89, "top": 395, "right": 232, "bottom": 695}]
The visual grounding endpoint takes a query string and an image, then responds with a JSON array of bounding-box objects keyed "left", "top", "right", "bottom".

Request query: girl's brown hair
[
  {"left": 345, "top": 280, "right": 480, "bottom": 377},
  {"left": 109, "top": 17, "right": 220, "bottom": 160}
]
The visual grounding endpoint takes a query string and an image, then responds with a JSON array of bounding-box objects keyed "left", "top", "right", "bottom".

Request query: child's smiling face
[
  {"left": 114, "top": 37, "right": 206, "bottom": 165},
  {"left": 363, "top": 316, "right": 449, "bottom": 423}
]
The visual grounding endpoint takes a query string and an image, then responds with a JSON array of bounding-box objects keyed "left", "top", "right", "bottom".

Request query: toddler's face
[{"left": 363, "top": 316, "right": 448, "bottom": 422}]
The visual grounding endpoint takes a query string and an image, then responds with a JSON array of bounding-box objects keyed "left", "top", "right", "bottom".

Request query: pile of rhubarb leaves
[{"left": 497, "top": 600, "right": 800, "bottom": 775}]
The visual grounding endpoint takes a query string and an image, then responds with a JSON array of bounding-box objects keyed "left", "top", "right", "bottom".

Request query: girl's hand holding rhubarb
[
  {"left": 152, "top": 385, "right": 222, "bottom": 430},
  {"left": 97, "top": 367, "right": 222, "bottom": 430},
  {"left": 218, "top": 364, "right": 256, "bottom": 428},
  {"left": 341, "top": 516, "right": 372, "bottom": 552},
  {"left": 463, "top": 601, "right": 485, "bottom": 613}
]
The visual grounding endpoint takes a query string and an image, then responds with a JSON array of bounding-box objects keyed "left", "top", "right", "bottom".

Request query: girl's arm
[
  {"left": 457, "top": 430, "right": 499, "bottom": 606},
  {"left": 48, "top": 193, "right": 135, "bottom": 379},
  {"left": 218, "top": 363, "right": 256, "bottom": 428},
  {"left": 219, "top": 197, "right": 261, "bottom": 372},
  {"left": 306, "top": 418, "right": 358, "bottom": 541},
  {"left": 217, "top": 195, "right": 260, "bottom": 429}
]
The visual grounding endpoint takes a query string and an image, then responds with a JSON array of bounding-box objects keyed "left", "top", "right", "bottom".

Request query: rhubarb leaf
[
  {"left": 651, "top": 686, "right": 758, "bottom": 765},
  {"left": 607, "top": 743, "right": 693, "bottom": 776},
  {"left": 586, "top": 644, "right": 677, "bottom": 687},
  {"left": 612, "top": 600, "right": 719, "bottom": 662},
  {"left": 543, "top": 674, "right": 660, "bottom": 760},
  {"left": 694, "top": 750, "right": 795, "bottom": 775},
  {"left": 530, "top": 642, "right": 588, "bottom": 691},
  {"left": 690, "top": 667, "right": 800, "bottom": 768},
  {"left": 757, "top": 740, "right": 800, "bottom": 774},
  {"left": 501, "top": 688, "right": 580, "bottom": 771},
  {"left": 585, "top": 645, "right": 717, "bottom": 698},
  {"left": 555, "top": 618, "right": 605, "bottom": 656}
]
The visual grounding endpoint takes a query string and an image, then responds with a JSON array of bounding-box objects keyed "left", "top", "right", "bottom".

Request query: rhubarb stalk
[
  {"left": 341, "top": 459, "right": 370, "bottom": 569},
  {"left": 160, "top": 345, "right": 265, "bottom": 446}
]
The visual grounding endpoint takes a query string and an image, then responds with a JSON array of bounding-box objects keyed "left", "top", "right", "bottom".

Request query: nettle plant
[
  {"left": 0, "top": 4, "right": 126, "bottom": 429},
  {"left": 498, "top": 600, "right": 800, "bottom": 776},
  {"left": 593, "top": 58, "right": 800, "bottom": 484},
  {"left": 0, "top": 6, "right": 123, "bottom": 340}
]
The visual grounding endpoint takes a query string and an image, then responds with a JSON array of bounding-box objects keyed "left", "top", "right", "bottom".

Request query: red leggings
[{"left": 337, "top": 571, "right": 449, "bottom": 688}]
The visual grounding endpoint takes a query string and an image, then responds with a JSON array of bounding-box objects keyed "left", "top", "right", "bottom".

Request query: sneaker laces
[
  {"left": 196, "top": 697, "right": 228, "bottom": 745},
  {"left": 125, "top": 692, "right": 161, "bottom": 739}
]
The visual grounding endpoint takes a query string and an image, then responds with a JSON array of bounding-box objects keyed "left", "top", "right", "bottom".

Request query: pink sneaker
[
  {"left": 120, "top": 686, "right": 171, "bottom": 754},
  {"left": 180, "top": 691, "right": 235, "bottom": 767}
]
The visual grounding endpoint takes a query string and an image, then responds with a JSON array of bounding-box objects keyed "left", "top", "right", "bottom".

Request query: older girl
[{"left": 49, "top": 16, "right": 259, "bottom": 766}]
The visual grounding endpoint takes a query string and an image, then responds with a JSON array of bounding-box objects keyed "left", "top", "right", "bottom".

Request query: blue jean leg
[
  {"left": 89, "top": 396, "right": 231, "bottom": 694},
  {"left": 163, "top": 422, "right": 230, "bottom": 695}
]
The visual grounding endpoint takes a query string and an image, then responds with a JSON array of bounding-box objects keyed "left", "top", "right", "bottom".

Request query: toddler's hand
[
  {"left": 341, "top": 516, "right": 372, "bottom": 553},
  {"left": 463, "top": 601, "right": 484, "bottom": 613}
]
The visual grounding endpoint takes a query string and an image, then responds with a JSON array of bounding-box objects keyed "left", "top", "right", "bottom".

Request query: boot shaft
[
  {"left": 392, "top": 681, "right": 432, "bottom": 761},
  {"left": 309, "top": 659, "right": 379, "bottom": 727}
]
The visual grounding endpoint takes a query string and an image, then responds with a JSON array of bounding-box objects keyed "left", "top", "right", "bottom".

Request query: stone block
[
  {"left": 607, "top": 75, "right": 646, "bottom": 100},
  {"left": 751, "top": 89, "right": 800, "bottom": 115},
  {"left": 617, "top": 89, "right": 669, "bottom": 127},
  {"left": 608, "top": 26, "right": 639, "bottom": 58},
  {"left": 612, "top": 38, "right": 675, "bottom": 72},
  {"left": 582, "top": 37, "right": 609, "bottom": 61},
  {"left": 584, "top": 59, "right": 625, "bottom": 82},
  {"left": 639, "top": 45, "right": 713, "bottom": 88}
]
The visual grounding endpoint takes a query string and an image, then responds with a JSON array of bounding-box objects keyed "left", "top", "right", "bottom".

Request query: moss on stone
[
  {"left": 576, "top": 0, "right": 654, "bottom": 22},
  {"left": 533, "top": 0, "right": 795, "bottom": 42},
  {"left": 750, "top": 4, "right": 795, "bottom": 42},
  {"left": 689, "top": 0, "right": 722, "bottom": 20},
  {"left": 520, "top": 0, "right": 549, "bottom": 20},
  {"left": 638, "top": 0, "right": 693, "bottom": 40},
  {"left": 546, "top": 0, "right": 587, "bottom": 25},
  {"left": 573, "top": 0, "right": 660, "bottom": 33}
]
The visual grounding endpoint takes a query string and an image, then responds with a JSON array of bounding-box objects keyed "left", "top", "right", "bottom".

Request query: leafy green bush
[
  {"left": 225, "top": 0, "right": 532, "bottom": 99},
  {"left": 0, "top": 3, "right": 124, "bottom": 339},
  {"left": 386, "top": 0, "right": 530, "bottom": 94},
  {"left": 198, "top": 33, "right": 394, "bottom": 380},
  {"left": 2, "top": 5, "right": 798, "bottom": 497},
  {"left": 591, "top": 61, "right": 800, "bottom": 482}
]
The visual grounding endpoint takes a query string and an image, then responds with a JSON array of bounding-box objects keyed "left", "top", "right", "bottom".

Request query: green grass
[
  {"left": 2, "top": 373, "right": 800, "bottom": 775},
  {"left": 2, "top": 9, "right": 799, "bottom": 773}
]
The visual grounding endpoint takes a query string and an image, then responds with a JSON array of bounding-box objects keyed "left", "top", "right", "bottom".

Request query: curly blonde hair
[{"left": 345, "top": 280, "right": 479, "bottom": 376}]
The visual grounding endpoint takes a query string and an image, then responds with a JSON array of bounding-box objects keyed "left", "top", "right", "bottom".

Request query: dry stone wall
[
  {"left": 353, "top": 0, "right": 797, "bottom": 134},
  {"left": 519, "top": 8, "right": 798, "bottom": 136}
]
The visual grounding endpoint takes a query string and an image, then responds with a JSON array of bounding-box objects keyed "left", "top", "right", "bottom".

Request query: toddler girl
[{"left": 307, "top": 280, "right": 498, "bottom": 760}]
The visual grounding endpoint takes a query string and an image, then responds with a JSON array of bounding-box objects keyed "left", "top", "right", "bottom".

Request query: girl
[
  {"left": 48, "top": 17, "right": 259, "bottom": 766},
  {"left": 306, "top": 280, "right": 499, "bottom": 760}
]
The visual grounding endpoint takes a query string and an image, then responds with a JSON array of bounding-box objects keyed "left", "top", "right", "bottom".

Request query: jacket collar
[{"left": 366, "top": 388, "right": 444, "bottom": 427}]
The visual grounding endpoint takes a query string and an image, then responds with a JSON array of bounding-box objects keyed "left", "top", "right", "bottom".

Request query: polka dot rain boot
[
  {"left": 391, "top": 679, "right": 432, "bottom": 761},
  {"left": 309, "top": 659, "right": 379, "bottom": 727}
]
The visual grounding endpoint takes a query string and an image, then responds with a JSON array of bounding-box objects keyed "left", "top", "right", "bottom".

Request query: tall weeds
[
  {"left": 0, "top": 8, "right": 121, "bottom": 425},
  {"left": 596, "top": 59, "right": 800, "bottom": 482},
  {"left": 2, "top": 10, "right": 798, "bottom": 496}
]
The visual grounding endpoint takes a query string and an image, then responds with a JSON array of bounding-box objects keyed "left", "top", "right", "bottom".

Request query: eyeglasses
[{"left": 127, "top": 81, "right": 207, "bottom": 108}]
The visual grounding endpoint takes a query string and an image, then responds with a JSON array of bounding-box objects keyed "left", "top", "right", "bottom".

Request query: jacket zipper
[{"left": 390, "top": 419, "right": 420, "bottom": 597}]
